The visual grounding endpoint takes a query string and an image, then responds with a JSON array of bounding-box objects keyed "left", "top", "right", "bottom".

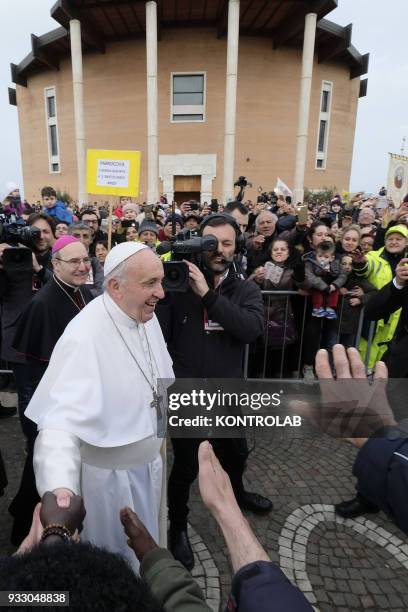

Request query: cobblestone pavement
[{"left": 1, "top": 408, "right": 408, "bottom": 611}]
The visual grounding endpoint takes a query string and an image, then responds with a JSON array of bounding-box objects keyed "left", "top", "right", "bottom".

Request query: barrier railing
[{"left": 244, "top": 290, "right": 371, "bottom": 380}]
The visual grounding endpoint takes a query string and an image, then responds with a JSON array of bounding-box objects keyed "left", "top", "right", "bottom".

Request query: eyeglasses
[{"left": 55, "top": 257, "right": 92, "bottom": 267}]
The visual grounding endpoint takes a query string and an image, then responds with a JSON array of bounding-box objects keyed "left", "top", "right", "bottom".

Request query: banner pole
[{"left": 108, "top": 201, "right": 113, "bottom": 251}]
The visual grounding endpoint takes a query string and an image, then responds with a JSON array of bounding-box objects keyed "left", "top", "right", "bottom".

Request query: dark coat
[
  {"left": 337, "top": 274, "right": 377, "bottom": 335},
  {"left": 303, "top": 252, "right": 348, "bottom": 292},
  {"left": 156, "top": 268, "right": 264, "bottom": 378},
  {"left": 246, "top": 232, "right": 278, "bottom": 276},
  {"left": 0, "top": 249, "right": 52, "bottom": 364},
  {"left": 354, "top": 436, "right": 408, "bottom": 535},
  {"left": 364, "top": 280, "right": 408, "bottom": 377}
]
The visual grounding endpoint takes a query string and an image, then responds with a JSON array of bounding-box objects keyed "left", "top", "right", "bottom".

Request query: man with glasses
[
  {"left": 9, "top": 235, "right": 94, "bottom": 546},
  {"left": 68, "top": 222, "right": 103, "bottom": 296},
  {"left": 79, "top": 208, "right": 107, "bottom": 256}
]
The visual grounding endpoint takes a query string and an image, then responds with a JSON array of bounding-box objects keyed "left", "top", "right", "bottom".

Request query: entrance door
[{"left": 174, "top": 175, "right": 201, "bottom": 205}]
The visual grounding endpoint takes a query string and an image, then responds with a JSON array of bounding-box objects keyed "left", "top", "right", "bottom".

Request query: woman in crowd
[
  {"left": 125, "top": 225, "right": 138, "bottom": 242},
  {"left": 94, "top": 241, "right": 109, "bottom": 267},
  {"left": 55, "top": 221, "right": 69, "bottom": 238},
  {"left": 249, "top": 238, "right": 305, "bottom": 377},
  {"left": 353, "top": 224, "right": 408, "bottom": 368},
  {"left": 336, "top": 225, "right": 361, "bottom": 256},
  {"left": 299, "top": 222, "right": 337, "bottom": 381}
]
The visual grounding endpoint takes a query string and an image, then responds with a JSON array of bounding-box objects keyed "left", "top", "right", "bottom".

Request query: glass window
[
  {"left": 173, "top": 92, "right": 204, "bottom": 106},
  {"left": 318, "top": 120, "right": 327, "bottom": 153},
  {"left": 173, "top": 75, "right": 204, "bottom": 94},
  {"left": 52, "top": 163, "right": 60, "bottom": 172},
  {"left": 172, "top": 114, "right": 204, "bottom": 122},
  {"left": 321, "top": 90, "right": 330, "bottom": 113},
  {"left": 316, "top": 159, "right": 324, "bottom": 169},
  {"left": 47, "top": 96, "right": 56, "bottom": 118},
  {"left": 50, "top": 125, "right": 59, "bottom": 157}
]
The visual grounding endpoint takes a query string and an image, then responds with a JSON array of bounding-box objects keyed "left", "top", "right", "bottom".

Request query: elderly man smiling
[{"left": 25, "top": 242, "right": 173, "bottom": 571}]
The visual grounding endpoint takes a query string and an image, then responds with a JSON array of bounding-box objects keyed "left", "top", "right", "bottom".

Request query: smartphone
[{"left": 297, "top": 205, "right": 308, "bottom": 225}]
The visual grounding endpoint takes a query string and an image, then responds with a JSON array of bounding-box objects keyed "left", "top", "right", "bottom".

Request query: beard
[{"left": 202, "top": 250, "right": 235, "bottom": 274}]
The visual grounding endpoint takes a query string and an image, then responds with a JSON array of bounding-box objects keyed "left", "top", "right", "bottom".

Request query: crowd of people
[{"left": 0, "top": 179, "right": 408, "bottom": 610}]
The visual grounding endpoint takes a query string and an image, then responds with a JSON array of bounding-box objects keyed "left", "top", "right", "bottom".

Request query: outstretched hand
[
  {"left": 292, "top": 345, "right": 396, "bottom": 447},
  {"left": 41, "top": 491, "right": 86, "bottom": 535},
  {"left": 120, "top": 507, "right": 158, "bottom": 562},
  {"left": 198, "top": 441, "right": 240, "bottom": 519}
]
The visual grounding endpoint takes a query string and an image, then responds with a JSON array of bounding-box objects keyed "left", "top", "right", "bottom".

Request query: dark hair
[
  {"left": 27, "top": 213, "right": 56, "bottom": 236},
  {"left": 307, "top": 221, "right": 328, "bottom": 241},
  {"left": 269, "top": 237, "right": 301, "bottom": 269},
  {"left": 201, "top": 214, "right": 239, "bottom": 239},
  {"left": 0, "top": 542, "right": 163, "bottom": 612},
  {"left": 79, "top": 208, "right": 98, "bottom": 220},
  {"left": 224, "top": 201, "right": 249, "bottom": 216},
  {"left": 95, "top": 240, "right": 108, "bottom": 251},
  {"left": 316, "top": 240, "right": 335, "bottom": 255},
  {"left": 41, "top": 186, "right": 57, "bottom": 198}
]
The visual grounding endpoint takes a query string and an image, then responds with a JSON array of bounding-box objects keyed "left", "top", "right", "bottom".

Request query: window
[
  {"left": 171, "top": 73, "right": 206, "bottom": 123},
  {"left": 315, "top": 81, "right": 333, "bottom": 170},
  {"left": 44, "top": 87, "right": 61, "bottom": 173}
]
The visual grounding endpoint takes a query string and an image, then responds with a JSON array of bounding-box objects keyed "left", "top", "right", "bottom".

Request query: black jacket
[
  {"left": 365, "top": 280, "right": 408, "bottom": 377},
  {"left": 156, "top": 268, "right": 264, "bottom": 377}
]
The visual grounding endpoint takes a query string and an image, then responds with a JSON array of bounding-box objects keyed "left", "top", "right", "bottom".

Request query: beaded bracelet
[{"left": 41, "top": 523, "right": 72, "bottom": 543}]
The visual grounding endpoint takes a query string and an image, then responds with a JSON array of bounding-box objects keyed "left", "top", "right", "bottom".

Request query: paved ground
[{"left": 1, "top": 403, "right": 408, "bottom": 611}]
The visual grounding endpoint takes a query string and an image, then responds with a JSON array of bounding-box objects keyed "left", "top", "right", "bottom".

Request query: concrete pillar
[
  {"left": 222, "top": 0, "right": 240, "bottom": 204},
  {"left": 293, "top": 13, "right": 317, "bottom": 204},
  {"left": 146, "top": 1, "right": 159, "bottom": 205},
  {"left": 69, "top": 19, "right": 87, "bottom": 207}
]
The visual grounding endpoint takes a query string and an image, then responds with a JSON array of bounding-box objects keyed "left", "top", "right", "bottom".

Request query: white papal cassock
[{"left": 25, "top": 291, "right": 173, "bottom": 572}]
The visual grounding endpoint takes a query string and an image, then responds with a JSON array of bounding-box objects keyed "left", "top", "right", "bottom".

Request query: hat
[
  {"left": 385, "top": 224, "right": 408, "bottom": 240},
  {"left": 164, "top": 214, "right": 184, "bottom": 227},
  {"left": 0, "top": 181, "right": 19, "bottom": 203},
  {"left": 138, "top": 220, "right": 158, "bottom": 236},
  {"left": 104, "top": 242, "right": 148, "bottom": 277},
  {"left": 52, "top": 235, "right": 80, "bottom": 255},
  {"left": 122, "top": 203, "right": 139, "bottom": 214}
]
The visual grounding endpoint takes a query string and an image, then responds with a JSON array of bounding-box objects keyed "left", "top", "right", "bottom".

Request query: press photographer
[
  {"left": 156, "top": 213, "right": 272, "bottom": 571},
  {"left": 0, "top": 212, "right": 55, "bottom": 539}
]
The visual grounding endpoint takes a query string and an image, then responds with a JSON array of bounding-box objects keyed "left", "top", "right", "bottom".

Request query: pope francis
[{"left": 25, "top": 242, "right": 173, "bottom": 571}]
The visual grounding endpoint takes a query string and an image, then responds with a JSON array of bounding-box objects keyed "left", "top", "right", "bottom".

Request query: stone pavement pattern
[{"left": 1, "top": 409, "right": 408, "bottom": 611}]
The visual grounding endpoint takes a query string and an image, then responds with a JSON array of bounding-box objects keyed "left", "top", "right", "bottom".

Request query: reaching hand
[
  {"left": 184, "top": 260, "right": 210, "bottom": 297},
  {"left": 53, "top": 487, "right": 74, "bottom": 509},
  {"left": 198, "top": 441, "right": 240, "bottom": 519},
  {"left": 16, "top": 503, "right": 43, "bottom": 554},
  {"left": 291, "top": 345, "right": 396, "bottom": 446},
  {"left": 41, "top": 491, "right": 85, "bottom": 535},
  {"left": 252, "top": 235, "right": 265, "bottom": 250},
  {"left": 395, "top": 258, "right": 408, "bottom": 286},
  {"left": 120, "top": 507, "right": 158, "bottom": 562}
]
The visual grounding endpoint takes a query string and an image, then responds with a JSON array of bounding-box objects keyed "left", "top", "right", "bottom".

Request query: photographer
[{"left": 156, "top": 214, "right": 272, "bottom": 571}]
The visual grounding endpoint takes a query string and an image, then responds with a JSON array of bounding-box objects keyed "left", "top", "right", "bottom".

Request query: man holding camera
[{"left": 157, "top": 214, "right": 272, "bottom": 570}]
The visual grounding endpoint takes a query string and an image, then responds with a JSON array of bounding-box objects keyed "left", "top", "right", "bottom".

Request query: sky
[{"left": 0, "top": 0, "right": 407, "bottom": 197}]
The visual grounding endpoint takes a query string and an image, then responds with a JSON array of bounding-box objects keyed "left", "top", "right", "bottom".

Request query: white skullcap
[{"left": 104, "top": 242, "right": 148, "bottom": 277}]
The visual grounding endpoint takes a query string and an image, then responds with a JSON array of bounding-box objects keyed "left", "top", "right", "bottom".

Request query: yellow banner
[{"left": 86, "top": 149, "right": 141, "bottom": 196}]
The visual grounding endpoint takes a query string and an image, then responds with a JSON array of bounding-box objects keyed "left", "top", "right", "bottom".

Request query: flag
[{"left": 275, "top": 178, "right": 293, "bottom": 197}]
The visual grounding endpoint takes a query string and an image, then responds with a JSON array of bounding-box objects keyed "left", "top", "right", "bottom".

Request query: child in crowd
[
  {"left": 304, "top": 240, "right": 348, "bottom": 319},
  {"left": 41, "top": 186, "right": 73, "bottom": 224}
]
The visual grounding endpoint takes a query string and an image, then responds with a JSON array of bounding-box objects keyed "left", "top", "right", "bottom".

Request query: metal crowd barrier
[{"left": 244, "top": 290, "right": 372, "bottom": 381}]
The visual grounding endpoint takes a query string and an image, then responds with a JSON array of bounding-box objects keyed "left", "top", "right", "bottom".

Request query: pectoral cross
[{"left": 151, "top": 391, "right": 163, "bottom": 420}]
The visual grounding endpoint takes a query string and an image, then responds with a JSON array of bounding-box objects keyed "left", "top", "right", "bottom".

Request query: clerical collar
[
  {"left": 103, "top": 292, "right": 140, "bottom": 329},
  {"left": 54, "top": 275, "right": 81, "bottom": 294}
]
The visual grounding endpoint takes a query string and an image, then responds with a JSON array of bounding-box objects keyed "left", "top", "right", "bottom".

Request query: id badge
[{"left": 204, "top": 308, "right": 224, "bottom": 332}]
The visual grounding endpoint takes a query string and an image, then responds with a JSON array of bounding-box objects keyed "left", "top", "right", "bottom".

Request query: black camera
[
  {"left": 0, "top": 214, "right": 41, "bottom": 272},
  {"left": 158, "top": 229, "right": 218, "bottom": 292},
  {"left": 234, "top": 176, "right": 252, "bottom": 202}
]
